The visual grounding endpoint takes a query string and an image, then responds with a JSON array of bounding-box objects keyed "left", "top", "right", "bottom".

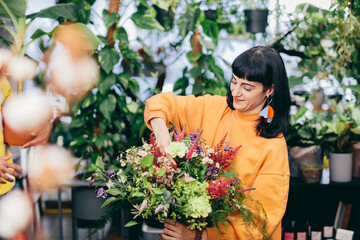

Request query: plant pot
[
  {"left": 349, "top": 142, "right": 360, "bottom": 177},
  {"left": 289, "top": 145, "right": 322, "bottom": 177},
  {"left": 3, "top": 122, "right": 35, "bottom": 146},
  {"left": 244, "top": 9, "right": 269, "bottom": 33},
  {"left": 299, "top": 164, "right": 323, "bottom": 184},
  {"left": 330, "top": 152, "right": 353, "bottom": 182}
]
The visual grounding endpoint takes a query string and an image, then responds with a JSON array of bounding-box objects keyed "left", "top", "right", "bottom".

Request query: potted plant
[
  {"left": 324, "top": 101, "right": 360, "bottom": 182},
  {"left": 243, "top": 0, "right": 269, "bottom": 33},
  {"left": 286, "top": 107, "right": 327, "bottom": 182}
]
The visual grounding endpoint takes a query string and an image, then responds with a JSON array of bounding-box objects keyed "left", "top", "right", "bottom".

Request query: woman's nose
[{"left": 232, "top": 84, "right": 241, "bottom": 96}]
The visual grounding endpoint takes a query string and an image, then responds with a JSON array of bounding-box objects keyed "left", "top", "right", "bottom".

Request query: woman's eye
[
  {"left": 231, "top": 79, "right": 237, "bottom": 84},
  {"left": 243, "top": 86, "right": 251, "bottom": 91}
]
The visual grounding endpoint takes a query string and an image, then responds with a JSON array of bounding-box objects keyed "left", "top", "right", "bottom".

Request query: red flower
[{"left": 207, "top": 177, "right": 237, "bottom": 199}]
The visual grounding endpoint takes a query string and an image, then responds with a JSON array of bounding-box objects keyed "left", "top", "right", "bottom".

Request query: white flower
[
  {"left": 138, "top": 150, "right": 147, "bottom": 157},
  {"left": 134, "top": 158, "right": 141, "bottom": 164},
  {"left": 120, "top": 175, "right": 126, "bottom": 183},
  {"left": 120, "top": 160, "right": 126, "bottom": 167},
  {"left": 191, "top": 152, "right": 198, "bottom": 157},
  {"left": 215, "top": 163, "right": 220, "bottom": 168},
  {"left": 29, "top": 145, "right": 74, "bottom": 189},
  {"left": 2, "top": 89, "right": 51, "bottom": 133},
  {"left": 0, "top": 190, "right": 33, "bottom": 239},
  {"left": 107, "top": 180, "right": 114, "bottom": 189},
  {"left": 208, "top": 148, "right": 215, "bottom": 153},
  {"left": 143, "top": 143, "right": 151, "bottom": 150},
  {"left": 7, "top": 56, "right": 37, "bottom": 82},
  {"left": 116, "top": 169, "right": 123, "bottom": 176},
  {"left": 49, "top": 46, "right": 99, "bottom": 98},
  {"left": 208, "top": 159, "right": 214, "bottom": 164},
  {"left": 202, "top": 157, "right": 211, "bottom": 164}
]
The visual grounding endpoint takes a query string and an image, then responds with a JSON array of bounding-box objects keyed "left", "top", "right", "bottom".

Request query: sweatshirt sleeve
[
  {"left": 207, "top": 138, "right": 290, "bottom": 240},
  {"left": 144, "top": 92, "right": 223, "bottom": 133}
]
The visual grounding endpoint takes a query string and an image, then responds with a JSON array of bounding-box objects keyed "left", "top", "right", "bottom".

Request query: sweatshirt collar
[{"left": 234, "top": 110, "right": 260, "bottom": 122}]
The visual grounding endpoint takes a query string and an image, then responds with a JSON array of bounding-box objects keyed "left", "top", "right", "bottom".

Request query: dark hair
[{"left": 226, "top": 46, "right": 290, "bottom": 138}]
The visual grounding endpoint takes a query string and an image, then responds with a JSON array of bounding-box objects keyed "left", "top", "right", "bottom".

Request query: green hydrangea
[
  {"left": 165, "top": 142, "right": 188, "bottom": 158},
  {"left": 186, "top": 196, "right": 212, "bottom": 218}
]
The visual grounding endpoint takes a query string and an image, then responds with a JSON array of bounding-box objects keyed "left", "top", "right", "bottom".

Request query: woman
[{"left": 144, "top": 46, "right": 291, "bottom": 240}]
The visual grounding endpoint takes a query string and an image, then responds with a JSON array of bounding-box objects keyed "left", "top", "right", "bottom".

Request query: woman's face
[{"left": 230, "top": 74, "right": 273, "bottom": 113}]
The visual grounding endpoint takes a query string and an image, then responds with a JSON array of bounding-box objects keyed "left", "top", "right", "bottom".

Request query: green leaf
[
  {"left": 27, "top": 3, "right": 78, "bottom": 21},
  {"left": 72, "top": 0, "right": 91, "bottom": 23},
  {"left": 189, "top": 67, "right": 202, "bottom": 79},
  {"left": 99, "top": 94, "right": 117, "bottom": 120},
  {"left": 99, "top": 74, "right": 116, "bottom": 95},
  {"left": 106, "top": 188, "right": 123, "bottom": 196},
  {"left": 124, "top": 221, "right": 138, "bottom": 227},
  {"left": 95, "top": 155, "right": 104, "bottom": 171},
  {"left": 121, "top": 48, "right": 141, "bottom": 60},
  {"left": 69, "top": 118, "right": 84, "bottom": 129},
  {"left": 336, "top": 122, "right": 349, "bottom": 135},
  {"left": 75, "top": 22, "right": 101, "bottom": 49},
  {"left": 156, "top": 169, "right": 166, "bottom": 176},
  {"left": 0, "top": 0, "right": 26, "bottom": 18},
  {"left": 131, "top": 11, "right": 164, "bottom": 30},
  {"left": 114, "top": 27, "right": 129, "bottom": 46},
  {"left": 0, "top": 36, "right": 12, "bottom": 46},
  {"left": 101, "top": 196, "right": 118, "bottom": 208},
  {"left": 173, "top": 76, "right": 189, "bottom": 93},
  {"left": 221, "top": 171, "right": 237, "bottom": 178},
  {"left": 127, "top": 101, "right": 139, "bottom": 114},
  {"left": 141, "top": 155, "right": 154, "bottom": 168},
  {"left": 154, "top": 188, "right": 164, "bottom": 194},
  {"left": 152, "top": 0, "right": 170, "bottom": 10},
  {"left": 192, "top": 82, "right": 204, "bottom": 96},
  {"left": 177, "top": 7, "right": 200, "bottom": 38},
  {"left": 201, "top": 20, "right": 219, "bottom": 41},
  {"left": 30, "top": 29, "right": 51, "bottom": 40},
  {"left": 94, "top": 134, "right": 108, "bottom": 149},
  {"left": 131, "top": 192, "right": 146, "bottom": 197},
  {"left": 98, "top": 48, "right": 120, "bottom": 74},
  {"left": 69, "top": 136, "right": 86, "bottom": 147},
  {"left": 294, "top": 107, "right": 308, "bottom": 121},
  {"left": 103, "top": 10, "right": 120, "bottom": 29},
  {"left": 209, "top": 57, "right": 225, "bottom": 84},
  {"left": 347, "top": 84, "right": 360, "bottom": 95}
]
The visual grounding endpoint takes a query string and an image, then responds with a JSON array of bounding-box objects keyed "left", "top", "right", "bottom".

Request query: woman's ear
[{"left": 267, "top": 84, "right": 274, "bottom": 97}]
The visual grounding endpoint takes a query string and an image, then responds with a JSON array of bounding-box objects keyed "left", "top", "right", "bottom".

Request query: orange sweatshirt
[{"left": 144, "top": 92, "right": 290, "bottom": 240}]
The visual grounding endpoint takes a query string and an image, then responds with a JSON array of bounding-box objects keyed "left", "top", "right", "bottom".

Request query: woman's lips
[{"left": 234, "top": 98, "right": 243, "bottom": 103}]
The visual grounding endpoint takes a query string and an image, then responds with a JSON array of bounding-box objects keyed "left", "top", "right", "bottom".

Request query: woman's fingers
[
  {"left": 0, "top": 171, "right": 15, "bottom": 182},
  {"left": 0, "top": 153, "right": 13, "bottom": 160},
  {"left": 4, "top": 161, "right": 24, "bottom": 175}
]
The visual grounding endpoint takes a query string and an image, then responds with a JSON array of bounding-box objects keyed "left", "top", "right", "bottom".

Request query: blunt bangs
[{"left": 231, "top": 48, "right": 273, "bottom": 88}]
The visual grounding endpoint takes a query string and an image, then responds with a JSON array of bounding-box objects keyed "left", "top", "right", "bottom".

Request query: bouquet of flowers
[{"left": 91, "top": 125, "right": 268, "bottom": 238}]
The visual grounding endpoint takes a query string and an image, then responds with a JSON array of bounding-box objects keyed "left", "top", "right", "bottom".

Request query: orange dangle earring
[{"left": 259, "top": 96, "right": 274, "bottom": 123}]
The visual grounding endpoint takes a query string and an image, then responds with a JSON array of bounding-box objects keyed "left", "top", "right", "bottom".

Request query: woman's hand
[
  {"left": 150, "top": 118, "right": 171, "bottom": 152},
  {"left": 161, "top": 219, "right": 207, "bottom": 240},
  {"left": 0, "top": 154, "right": 23, "bottom": 183}
]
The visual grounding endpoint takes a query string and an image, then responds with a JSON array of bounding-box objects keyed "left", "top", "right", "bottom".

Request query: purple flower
[
  {"left": 204, "top": 167, "right": 216, "bottom": 180},
  {"left": 106, "top": 169, "right": 115, "bottom": 178},
  {"left": 224, "top": 141, "right": 235, "bottom": 152},
  {"left": 189, "top": 130, "right": 200, "bottom": 141},
  {"left": 95, "top": 187, "right": 106, "bottom": 198},
  {"left": 196, "top": 146, "right": 203, "bottom": 154},
  {"left": 89, "top": 174, "right": 95, "bottom": 186}
]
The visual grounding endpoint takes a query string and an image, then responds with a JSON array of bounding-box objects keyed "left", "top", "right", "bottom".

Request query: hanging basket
[
  {"left": 244, "top": 9, "right": 269, "bottom": 33},
  {"left": 3, "top": 122, "right": 35, "bottom": 146}
]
